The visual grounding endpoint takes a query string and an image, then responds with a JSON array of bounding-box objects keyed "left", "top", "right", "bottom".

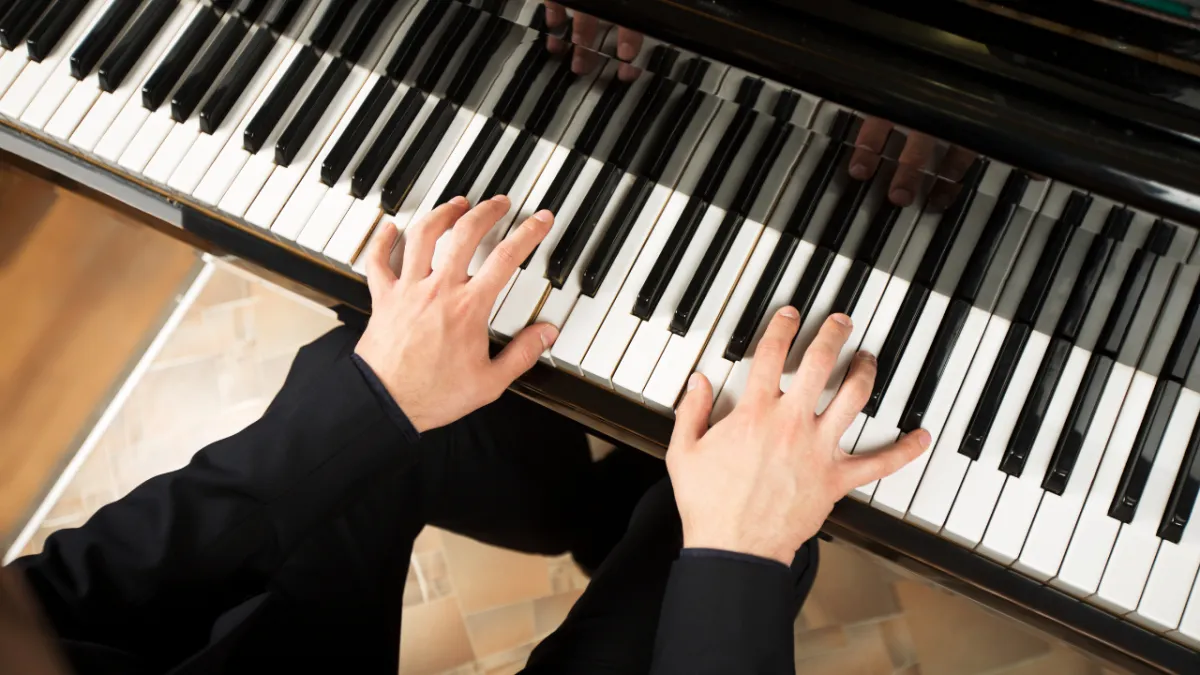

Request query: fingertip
[
  {"left": 450, "top": 195, "right": 469, "bottom": 208},
  {"left": 890, "top": 188, "right": 913, "bottom": 206},
  {"left": 532, "top": 209, "right": 554, "bottom": 224},
  {"left": 539, "top": 323, "right": 559, "bottom": 350},
  {"left": 778, "top": 305, "right": 799, "bottom": 320},
  {"left": 830, "top": 313, "right": 852, "bottom": 329},
  {"left": 916, "top": 428, "right": 932, "bottom": 450}
]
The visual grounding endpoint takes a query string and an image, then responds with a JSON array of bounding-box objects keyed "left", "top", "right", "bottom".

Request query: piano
[{"left": 2, "top": 0, "right": 1200, "bottom": 671}]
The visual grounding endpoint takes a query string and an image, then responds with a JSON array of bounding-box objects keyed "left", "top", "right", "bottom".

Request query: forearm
[
  {"left": 11, "top": 346, "right": 417, "bottom": 656},
  {"left": 650, "top": 551, "right": 797, "bottom": 675}
]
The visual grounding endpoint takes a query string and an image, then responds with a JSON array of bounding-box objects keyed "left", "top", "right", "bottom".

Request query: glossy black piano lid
[{"left": 553, "top": 0, "right": 1200, "bottom": 229}]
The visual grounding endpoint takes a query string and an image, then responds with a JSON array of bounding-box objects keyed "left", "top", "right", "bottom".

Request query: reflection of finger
[
  {"left": 547, "top": 34, "right": 565, "bottom": 54},
  {"left": 928, "top": 180, "right": 963, "bottom": 212},
  {"left": 891, "top": 132, "right": 937, "bottom": 205},
  {"left": 544, "top": 2, "right": 568, "bottom": 29},
  {"left": 888, "top": 163, "right": 925, "bottom": 207},
  {"left": 573, "top": 12, "right": 599, "bottom": 74},
  {"left": 851, "top": 117, "right": 892, "bottom": 180},
  {"left": 573, "top": 48, "right": 599, "bottom": 76},
  {"left": 938, "top": 145, "right": 977, "bottom": 183},
  {"left": 618, "top": 62, "right": 642, "bottom": 82},
  {"left": 617, "top": 27, "right": 643, "bottom": 62}
]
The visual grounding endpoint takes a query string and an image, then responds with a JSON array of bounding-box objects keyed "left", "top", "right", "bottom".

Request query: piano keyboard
[{"left": 3, "top": 0, "right": 1200, "bottom": 661}]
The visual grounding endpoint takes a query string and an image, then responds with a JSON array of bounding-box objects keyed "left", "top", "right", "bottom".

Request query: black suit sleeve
[
  {"left": 651, "top": 550, "right": 796, "bottom": 675},
  {"left": 12, "top": 336, "right": 417, "bottom": 663}
]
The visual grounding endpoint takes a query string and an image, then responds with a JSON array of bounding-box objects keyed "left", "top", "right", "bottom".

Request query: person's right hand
[
  {"left": 666, "top": 308, "right": 930, "bottom": 565},
  {"left": 543, "top": 2, "right": 644, "bottom": 81}
]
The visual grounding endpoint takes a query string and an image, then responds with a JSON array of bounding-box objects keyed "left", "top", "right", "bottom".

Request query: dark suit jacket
[{"left": 11, "top": 344, "right": 798, "bottom": 674}]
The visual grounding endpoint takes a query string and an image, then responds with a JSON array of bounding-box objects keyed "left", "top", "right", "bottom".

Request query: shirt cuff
[
  {"left": 680, "top": 548, "right": 791, "bottom": 571},
  {"left": 350, "top": 353, "right": 421, "bottom": 443}
]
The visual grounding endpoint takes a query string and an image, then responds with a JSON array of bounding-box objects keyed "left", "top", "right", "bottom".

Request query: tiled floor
[{"left": 9, "top": 262, "right": 1134, "bottom": 674}]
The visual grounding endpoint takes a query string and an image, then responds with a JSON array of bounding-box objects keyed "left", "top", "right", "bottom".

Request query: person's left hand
[
  {"left": 543, "top": 2, "right": 644, "bottom": 81},
  {"left": 355, "top": 196, "right": 558, "bottom": 433}
]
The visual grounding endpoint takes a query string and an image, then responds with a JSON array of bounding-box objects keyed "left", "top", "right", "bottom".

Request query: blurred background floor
[{"left": 1, "top": 163, "right": 1132, "bottom": 674}]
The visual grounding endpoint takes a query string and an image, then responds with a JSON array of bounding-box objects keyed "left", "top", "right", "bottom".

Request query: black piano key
[
  {"left": 673, "top": 209, "right": 757, "bottom": 337},
  {"left": 325, "top": 77, "right": 399, "bottom": 187},
  {"left": 1158, "top": 413, "right": 1200, "bottom": 543},
  {"left": 998, "top": 335, "right": 1074, "bottom": 476},
  {"left": 609, "top": 65, "right": 686, "bottom": 171},
  {"left": 97, "top": 0, "right": 177, "bottom": 93},
  {"left": 414, "top": 4, "right": 475, "bottom": 93},
  {"left": 532, "top": 149, "right": 586, "bottom": 223},
  {"left": 447, "top": 15, "right": 509, "bottom": 106},
  {"left": 1164, "top": 283, "right": 1200, "bottom": 383},
  {"left": 546, "top": 162, "right": 622, "bottom": 289},
  {"left": 142, "top": 6, "right": 220, "bottom": 111},
  {"left": 1013, "top": 192, "right": 1090, "bottom": 325},
  {"left": 689, "top": 79, "right": 761, "bottom": 202},
  {"left": 1041, "top": 354, "right": 1115, "bottom": 494},
  {"left": 854, "top": 200, "right": 902, "bottom": 266},
  {"left": 198, "top": 26, "right": 273, "bottom": 134},
  {"left": 573, "top": 77, "right": 632, "bottom": 156},
  {"left": 211, "top": 0, "right": 235, "bottom": 10},
  {"left": 524, "top": 55, "right": 576, "bottom": 137},
  {"left": 381, "top": 98, "right": 457, "bottom": 216},
  {"left": 241, "top": 44, "right": 317, "bottom": 153},
  {"left": 0, "top": 0, "right": 44, "bottom": 50},
  {"left": 580, "top": 175, "right": 654, "bottom": 297},
  {"left": 481, "top": 128, "right": 535, "bottom": 199},
  {"left": 1057, "top": 207, "right": 1132, "bottom": 342},
  {"left": 725, "top": 233, "right": 800, "bottom": 362},
  {"left": 339, "top": 0, "right": 391, "bottom": 64},
  {"left": 727, "top": 105, "right": 796, "bottom": 217},
  {"left": 436, "top": 116, "right": 505, "bottom": 206},
  {"left": 307, "top": 0, "right": 354, "bottom": 53},
  {"left": 492, "top": 41, "right": 549, "bottom": 124},
  {"left": 170, "top": 16, "right": 249, "bottom": 122},
  {"left": 786, "top": 246, "right": 835, "bottom": 321},
  {"left": 778, "top": 111, "right": 856, "bottom": 239},
  {"left": 830, "top": 259, "right": 871, "bottom": 316},
  {"left": 383, "top": 0, "right": 447, "bottom": 80},
  {"left": 862, "top": 285, "right": 931, "bottom": 417},
  {"left": 960, "top": 322, "right": 1032, "bottom": 461},
  {"left": 954, "top": 171, "right": 1029, "bottom": 303},
  {"left": 633, "top": 196, "right": 709, "bottom": 320},
  {"left": 233, "top": 0, "right": 270, "bottom": 22},
  {"left": 1095, "top": 224, "right": 1174, "bottom": 358},
  {"left": 900, "top": 297, "right": 971, "bottom": 433},
  {"left": 25, "top": 0, "right": 89, "bottom": 63},
  {"left": 1110, "top": 379, "right": 1184, "bottom": 523},
  {"left": 274, "top": 56, "right": 350, "bottom": 166},
  {"left": 68, "top": 0, "right": 141, "bottom": 78},
  {"left": 263, "top": 0, "right": 304, "bottom": 33},
  {"left": 349, "top": 86, "right": 424, "bottom": 199},
  {"left": 912, "top": 159, "right": 988, "bottom": 288}
]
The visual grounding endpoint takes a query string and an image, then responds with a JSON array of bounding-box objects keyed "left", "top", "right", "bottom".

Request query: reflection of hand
[
  {"left": 544, "top": 2, "right": 644, "bottom": 81},
  {"left": 850, "top": 117, "right": 978, "bottom": 208},
  {"left": 355, "top": 197, "right": 558, "bottom": 433},
  {"left": 667, "top": 309, "right": 929, "bottom": 565}
]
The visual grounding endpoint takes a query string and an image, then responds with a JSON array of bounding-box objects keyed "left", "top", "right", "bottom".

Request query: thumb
[
  {"left": 671, "top": 372, "right": 713, "bottom": 445},
  {"left": 839, "top": 429, "right": 930, "bottom": 493},
  {"left": 492, "top": 322, "right": 558, "bottom": 385}
]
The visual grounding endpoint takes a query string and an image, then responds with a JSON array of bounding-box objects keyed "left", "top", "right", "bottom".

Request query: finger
[
  {"left": 785, "top": 314, "right": 853, "bottom": 412},
  {"left": 850, "top": 117, "right": 892, "bottom": 180},
  {"left": 671, "top": 372, "right": 713, "bottom": 446},
  {"left": 929, "top": 146, "right": 979, "bottom": 210},
  {"left": 364, "top": 218, "right": 399, "bottom": 298},
  {"left": 890, "top": 132, "right": 938, "bottom": 206},
  {"left": 437, "top": 195, "right": 511, "bottom": 281},
  {"left": 472, "top": 209, "right": 555, "bottom": 299},
  {"left": 839, "top": 429, "right": 931, "bottom": 492},
  {"left": 820, "top": 350, "right": 876, "bottom": 431},
  {"left": 618, "top": 61, "right": 643, "bottom": 82},
  {"left": 491, "top": 322, "right": 559, "bottom": 388},
  {"left": 400, "top": 197, "right": 470, "bottom": 285},
  {"left": 746, "top": 306, "right": 801, "bottom": 401},
  {"left": 572, "top": 13, "right": 599, "bottom": 74},
  {"left": 544, "top": 2, "right": 568, "bottom": 29},
  {"left": 617, "top": 27, "right": 643, "bottom": 63}
]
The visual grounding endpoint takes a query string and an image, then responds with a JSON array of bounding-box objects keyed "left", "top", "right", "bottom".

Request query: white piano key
[
  {"left": 906, "top": 316, "right": 1011, "bottom": 531},
  {"left": 45, "top": 71, "right": 100, "bottom": 140},
  {"left": 708, "top": 240, "right": 817, "bottom": 423},
  {"left": 689, "top": 226, "right": 780, "bottom": 394},
  {"left": 612, "top": 205, "right": 726, "bottom": 399},
  {"left": 941, "top": 331, "right": 1049, "bottom": 548},
  {"left": 297, "top": 188, "right": 355, "bottom": 252},
  {"left": 6, "top": 0, "right": 111, "bottom": 123},
  {"left": 1093, "top": 389, "right": 1200, "bottom": 614},
  {"left": 253, "top": 64, "right": 372, "bottom": 231},
  {"left": 1053, "top": 371, "right": 1157, "bottom": 597},
  {"left": 552, "top": 182, "right": 675, "bottom": 373},
  {"left": 977, "top": 344, "right": 1091, "bottom": 564},
  {"left": 816, "top": 265, "right": 890, "bottom": 413},
  {"left": 144, "top": 117, "right": 199, "bottom": 182},
  {"left": 873, "top": 305, "right": 991, "bottom": 517},
  {"left": 1014, "top": 363, "right": 1136, "bottom": 580},
  {"left": 0, "top": 44, "right": 31, "bottom": 102},
  {"left": 1134, "top": 488, "right": 1200, "bottom": 632},
  {"left": 491, "top": 153, "right": 603, "bottom": 337},
  {"left": 117, "top": 109, "right": 174, "bottom": 172},
  {"left": 642, "top": 218, "right": 764, "bottom": 413},
  {"left": 1173, "top": 567, "right": 1200, "bottom": 647},
  {"left": 386, "top": 104, "right": 478, "bottom": 232}
]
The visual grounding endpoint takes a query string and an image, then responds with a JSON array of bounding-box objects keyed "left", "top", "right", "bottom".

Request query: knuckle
[
  {"left": 756, "top": 338, "right": 787, "bottom": 361},
  {"left": 806, "top": 345, "right": 837, "bottom": 373},
  {"left": 491, "top": 242, "right": 519, "bottom": 267}
]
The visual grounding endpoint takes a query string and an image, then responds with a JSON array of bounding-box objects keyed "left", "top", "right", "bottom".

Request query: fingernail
[
  {"left": 858, "top": 350, "right": 876, "bottom": 364},
  {"left": 533, "top": 209, "right": 554, "bottom": 223},
  {"left": 491, "top": 194, "right": 509, "bottom": 204},
  {"left": 687, "top": 372, "right": 702, "bottom": 392},
  {"left": 779, "top": 306, "right": 799, "bottom": 319},
  {"left": 832, "top": 313, "right": 852, "bottom": 328},
  {"left": 849, "top": 163, "right": 869, "bottom": 180},
  {"left": 572, "top": 53, "right": 586, "bottom": 73},
  {"left": 541, "top": 325, "right": 559, "bottom": 349},
  {"left": 450, "top": 196, "right": 469, "bottom": 207},
  {"left": 917, "top": 429, "right": 932, "bottom": 448},
  {"left": 890, "top": 188, "right": 912, "bottom": 206},
  {"left": 618, "top": 41, "right": 636, "bottom": 61}
]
